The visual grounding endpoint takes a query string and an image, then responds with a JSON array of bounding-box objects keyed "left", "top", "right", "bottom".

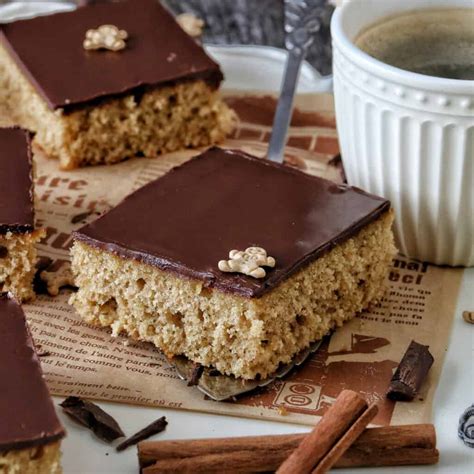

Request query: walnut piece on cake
[
  {"left": 0, "top": 0, "right": 236, "bottom": 169},
  {"left": 70, "top": 148, "right": 396, "bottom": 380},
  {"left": 0, "top": 128, "right": 44, "bottom": 301},
  {"left": 0, "top": 293, "right": 65, "bottom": 473}
]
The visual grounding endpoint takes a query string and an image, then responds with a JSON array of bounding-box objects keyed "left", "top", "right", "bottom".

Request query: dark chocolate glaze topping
[
  {"left": 0, "top": 0, "right": 223, "bottom": 112},
  {"left": 0, "top": 127, "right": 34, "bottom": 235},
  {"left": 75, "top": 148, "right": 391, "bottom": 298},
  {"left": 0, "top": 293, "right": 65, "bottom": 452}
]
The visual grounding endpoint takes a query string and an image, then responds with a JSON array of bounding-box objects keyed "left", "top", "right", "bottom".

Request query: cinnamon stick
[
  {"left": 138, "top": 425, "right": 438, "bottom": 473},
  {"left": 277, "top": 390, "right": 368, "bottom": 474},
  {"left": 139, "top": 433, "right": 305, "bottom": 467},
  {"left": 311, "top": 403, "right": 378, "bottom": 473}
]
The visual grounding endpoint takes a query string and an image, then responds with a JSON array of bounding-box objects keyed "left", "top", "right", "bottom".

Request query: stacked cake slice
[
  {"left": 0, "top": 127, "right": 44, "bottom": 301},
  {"left": 0, "top": 0, "right": 235, "bottom": 169},
  {"left": 0, "top": 293, "right": 65, "bottom": 473},
  {"left": 70, "top": 148, "right": 396, "bottom": 380}
]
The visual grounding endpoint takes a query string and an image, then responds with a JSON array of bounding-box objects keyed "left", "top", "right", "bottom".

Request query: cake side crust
[
  {"left": 70, "top": 211, "right": 395, "bottom": 379},
  {"left": 0, "top": 43, "right": 236, "bottom": 169},
  {"left": 0, "top": 230, "right": 45, "bottom": 302},
  {"left": 0, "top": 441, "right": 62, "bottom": 474}
]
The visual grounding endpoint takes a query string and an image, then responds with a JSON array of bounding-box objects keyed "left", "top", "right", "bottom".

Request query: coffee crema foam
[{"left": 355, "top": 8, "right": 474, "bottom": 80}]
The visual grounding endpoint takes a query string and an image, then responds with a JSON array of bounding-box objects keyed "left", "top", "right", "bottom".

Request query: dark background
[{"left": 164, "top": 0, "right": 334, "bottom": 75}]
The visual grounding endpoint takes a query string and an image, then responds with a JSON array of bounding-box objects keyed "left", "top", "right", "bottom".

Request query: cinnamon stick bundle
[{"left": 139, "top": 424, "right": 438, "bottom": 473}]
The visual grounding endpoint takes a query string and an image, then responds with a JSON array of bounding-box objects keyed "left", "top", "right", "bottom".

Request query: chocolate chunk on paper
[
  {"left": 387, "top": 341, "right": 434, "bottom": 401},
  {"left": 116, "top": 416, "right": 167, "bottom": 452},
  {"left": 60, "top": 396, "right": 124, "bottom": 442}
]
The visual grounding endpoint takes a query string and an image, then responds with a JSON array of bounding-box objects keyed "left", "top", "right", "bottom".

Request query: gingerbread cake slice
[
  {"left": 0, "top": 293, "right": 65, "bottom": 473},
  {"left": 0, "top": 127, "right": 44, "bottom": 301},
  {"left": 70, "top": 148, "right": 396, "bottom": 380},
  {"left": 0, "top": 0, "right": 235, "bottom": 169}
]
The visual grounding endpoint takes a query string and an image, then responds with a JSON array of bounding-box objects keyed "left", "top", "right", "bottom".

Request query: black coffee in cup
[{"left": 355, "top": 8, "right": 474, "bottom": 80}]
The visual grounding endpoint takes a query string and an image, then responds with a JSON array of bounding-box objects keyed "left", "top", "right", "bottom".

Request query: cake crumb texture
[
  {"left": 0, "top": 230, "right": 44, "bottom": 302},
  {"left": 70, "top": 211, "right": 395, "bottom": 380},
  {"left": 0, "top": 43, "right": 236, "bottom": 169},
  {"left": 0, "top": 442, "right": 62, "bottom": 474}
]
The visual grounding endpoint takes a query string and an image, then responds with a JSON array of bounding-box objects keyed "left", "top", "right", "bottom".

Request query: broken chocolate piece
[
  {"left": 116, "top": 416, "right": 167, "bottom": 452},
  {"left": 0, "top": 245, "right": 7, "bottom": 258},
  {"left": 187, "top": 363, "right": 204, "bottom": 386},
  {"left": 60, "top": 396, "right": 124, "bottom": 442},
  {"left": 387, "top": 340, "right": 434, "bottom": 401}
]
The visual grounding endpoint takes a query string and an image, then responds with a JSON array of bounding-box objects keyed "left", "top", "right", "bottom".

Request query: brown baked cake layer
[
  {"left": 0, "top": 0, "right": 235, "bottom": 169},
  {"left": 0, "top": 128, "right": 44, "bottom": 301},
  {"left": 70, "top": 148, "right": 396, "bottom": 379},
  {"left": 0, "top": 293, "right": 65, "bottom": 473}
]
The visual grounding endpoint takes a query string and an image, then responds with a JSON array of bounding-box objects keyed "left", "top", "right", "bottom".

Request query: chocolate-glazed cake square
[
  {"left": 70, "top": 148, "right": 396, "bottom": 379},
  {"left": 0, "top": 293, "right": 65, "bottom": 473},
  {"left": 0, "top": 127, "right": 44, "bottom": 301},
  {"left": 0, "top": 0, "right": 235, "bottom": 169}
]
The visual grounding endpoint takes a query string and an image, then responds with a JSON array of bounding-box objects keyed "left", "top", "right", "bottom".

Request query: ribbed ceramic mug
[{"left": 331, "top": 0, "right": 474, "bottom": 266}]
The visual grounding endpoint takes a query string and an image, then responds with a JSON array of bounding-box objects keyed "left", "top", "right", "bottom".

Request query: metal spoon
[{"left": 267, "top": 0, "right": 322, "bottom": 163}]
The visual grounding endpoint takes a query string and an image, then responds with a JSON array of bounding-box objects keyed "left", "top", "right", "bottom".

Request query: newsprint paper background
[{"left": 11, "top": 92, "right": 463, "bottom": 426}]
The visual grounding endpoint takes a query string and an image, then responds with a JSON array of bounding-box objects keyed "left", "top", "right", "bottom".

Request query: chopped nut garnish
[
  {"left": 218, "top": 247, "right": 276, "bottom": 279},
  {"left": 83, "top": 24, "right": 128, "bottom": 51}
]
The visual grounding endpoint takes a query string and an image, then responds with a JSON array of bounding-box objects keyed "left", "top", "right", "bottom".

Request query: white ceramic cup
[{"left": 331, "top": 0, "right": 474, "bottom": 266}]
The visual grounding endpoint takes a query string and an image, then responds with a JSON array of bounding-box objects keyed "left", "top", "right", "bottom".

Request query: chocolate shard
[
  {"left": 116, "top": 416, "right": 167, "bottom": 452},
  {"left": 387, "top": 340, "right": 434, "bottom": 401},
  {"left": 187, "top": 362, "right": 204, "bottom": 386},
  {"left": 60, "top": 396, "right": 124, "bottom": 442}
]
